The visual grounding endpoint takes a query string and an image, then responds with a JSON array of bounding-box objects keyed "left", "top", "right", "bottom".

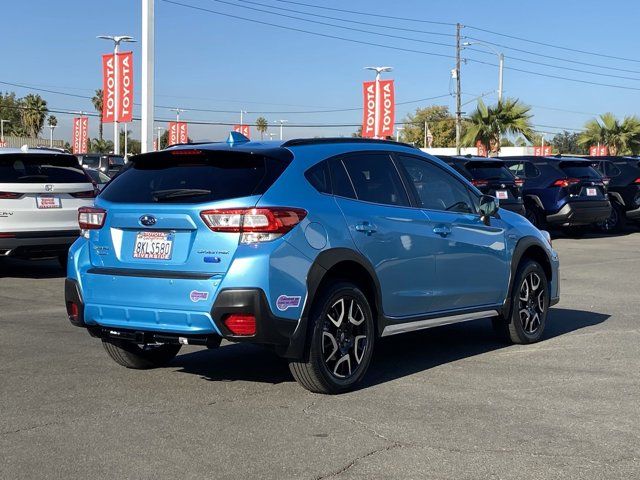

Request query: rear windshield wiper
[{"left": 152, "top": 188, "right": 211, "bottom": 202}]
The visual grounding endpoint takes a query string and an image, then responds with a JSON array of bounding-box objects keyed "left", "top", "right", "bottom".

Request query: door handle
[
  {"left": 355, "top": 222, "right": 377, "bottom": 235},
  {"left": 433, "top": 225, "right": 452, "bottom": 237}
]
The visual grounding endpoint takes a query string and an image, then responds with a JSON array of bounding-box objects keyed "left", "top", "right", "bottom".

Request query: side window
[
  {"left": 524, "top": 162, "right": 540, "bottom": 178},
  {"left": 397, "top": 155, "right": 476, "bottom": 214},
  {"left": 305, "top": 161, "right": 331, "bottom": 194},
  {"left": 341, "top": 154, "right": 410, "bottom": 207},
  {"left": 605, "top": 162, "right": 621, "bottom": 177},
  {"left": 329, "top": 158, "right": 357, "bottom": 199},
  {"left": 507, "top": 162, "right": 525, "bottom": 177}
]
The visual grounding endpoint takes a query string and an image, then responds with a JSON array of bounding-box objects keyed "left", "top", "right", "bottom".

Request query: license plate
[
  {"left": 133, "top": 231, "right": 174, "bottom": 260},
  {"left": 496, "top": 190, "right": 508, "bottom": 200},
  {"left": 36, "top": 194, "right": 61, "bottom": 209},
  {"left": 586, "top": 188, "right": 597, "bottom": 196}
]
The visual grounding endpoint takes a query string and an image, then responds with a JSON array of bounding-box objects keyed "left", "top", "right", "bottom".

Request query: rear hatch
[
  {"left": 555, "top": 161, "right": 607, "bottom": 201},
  {"left": 83, "top": 148, "right": 290, "bottom": 315},
  {"left": 464, "top": 160, "right": 522, "bottom": 205},
  {"left": 0, "top": 153, "right": 96, "bottom": 233}
]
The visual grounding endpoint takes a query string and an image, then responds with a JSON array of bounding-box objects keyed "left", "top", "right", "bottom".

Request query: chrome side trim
[{"left": 381, "top": 309, "right": 500, "bottom": 337}]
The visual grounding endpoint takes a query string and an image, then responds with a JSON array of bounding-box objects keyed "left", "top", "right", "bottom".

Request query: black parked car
[
  {"left": 436, "top": 155, "right": 525, "bottom": 215},
  {"left": 77, "top": 154, "right": 125, "bottom": 177},
  {"left": 501, "top": 156, "right": 611, "bottom": 230},
  {"left": 588, "top": 156, "right": 640, "bottom": 232}
]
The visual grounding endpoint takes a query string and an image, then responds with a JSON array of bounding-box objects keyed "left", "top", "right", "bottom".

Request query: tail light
[
  {"left": 223, "top": 314, "right": 256, "bottom": 336},
  {"left": 471, "top": 179, "right": 488, "bottom": 187},
  {"left": 634, "top": 178, "right": 640, "bottom": 184},
  {"left": 78, "top": 206, "right": 107, "bottom": 232},
  {"left": 71, "top": 189, "right": 98, "bottom": 198},
  {"left": 552, "top": 178, "right": 580, "bottom": 188},
  {"left": 200, "top": 207, "right": 307, "bottom": 244},
  {"left": 0, "top": 233, "right": 16, "bottom": 238},
  {"left": 0, "top": 192, "right": 23, "bottom": 199},
  {"left": 514, "top": 178, "right": 524, "bottom": 187}
]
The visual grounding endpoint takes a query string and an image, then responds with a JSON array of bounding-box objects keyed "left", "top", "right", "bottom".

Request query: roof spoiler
[{"left": 226, "top": 131, "right": 250, "bottom": 145}]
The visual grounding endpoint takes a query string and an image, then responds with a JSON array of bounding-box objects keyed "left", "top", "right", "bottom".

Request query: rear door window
[
  {"left": 305, "top": 161, "right": 331, "bottom": 194},
  {"left": 99, "top": 150, "right": 289, "bottom": 203},
  {"left": 0, "top": 154, "right": 91, "bottom": 183},
  {"left": 341, "top": 153, "right": 410, "bottom": 207}
]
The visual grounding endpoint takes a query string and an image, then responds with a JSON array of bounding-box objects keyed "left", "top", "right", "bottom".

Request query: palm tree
[
  {"left": 47, "top": 115, "right": 57, "bottom": 128},
  {"left": 463, "top": 98, "right": 534, "bottom": 155},
  {"left": 21, "top": 94, "right": 48, "bottom": 138},
  {"left": 578, "top": 113, "right": 640, "bottom": 155},
  {"left": 92, "top": 89, "right": 104, "bottom": 140},
  {"left": 256, "top": 117, "right": 268, "bottom": 140}
]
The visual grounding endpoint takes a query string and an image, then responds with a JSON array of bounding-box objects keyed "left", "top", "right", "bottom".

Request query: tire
[
  {"left": 597, "top": 201, "right": 624, "bottom": 234},
  {"left": 289, "top": 282, "right": 375, "bottom": 394},
  {"left": 524, "top": 203, "right": 544, "bottom": 229},
  {"left": 493, "top": 260, "right": 549, "bottom": 344},
  {"left": 102, "top": 338, "right": 181, "bottom": 369}
]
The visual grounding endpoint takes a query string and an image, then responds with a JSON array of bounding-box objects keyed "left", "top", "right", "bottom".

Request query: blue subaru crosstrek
[{"left": 65, "top": 135, "right": 560, "bottom": 394}]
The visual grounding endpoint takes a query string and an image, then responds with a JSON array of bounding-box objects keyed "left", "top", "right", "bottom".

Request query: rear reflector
[
  {"left": 201, "top": 207, "right": 307, "bottom": 243},
  {"left": 514, "top": 178, "right": 524, "bottom": 187},
  {"left": 0, "top": 192, "right": 23, "bottom": 199},
  {"left": 71, "top": 189, "right": 98, "bottom": 198},
  {"left": 66, "top": 301, "right": 79, "bottom": 322},
  {"left": 78, "top": 206, "right": 107, "bottom": 230},
  {"left": 223, "top": 314, "right": 256, "bottom": 336},
  {"left": 0, "top": 233, "right": 16, "bottom": 238}
]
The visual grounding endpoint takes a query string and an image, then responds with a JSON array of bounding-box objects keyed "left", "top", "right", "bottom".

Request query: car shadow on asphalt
[
  {"left": 0, "top": 258, "right": 66, "bottom": 279},
  {"left": 170, "top": 307, "right": 609, "bottom": 389}
]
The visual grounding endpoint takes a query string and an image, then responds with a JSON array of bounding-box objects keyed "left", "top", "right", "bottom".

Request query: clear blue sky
[{"left": 4, "top": 0, "right": 640, "bottom": 142}]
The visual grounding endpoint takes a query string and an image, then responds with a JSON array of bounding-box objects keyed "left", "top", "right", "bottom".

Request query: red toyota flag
[
  {"left": 233, "top": 125, "right": 250, "bottom": 138},
  {"left": 177, "top": 122, "right": 188, "bottom": 144},
  {"left": 361, "top": 81, "right": 376, "bottom": 138},
  {"left": 102, "top": 54, "right": 116, "bottom": 123},
  {"left": 117, "top": 52, "right": 134, "bottom": 122},
  {"left": 377, "top": 79, "right": 395, "bottom": 138},
  {"left": 168, "top": 122, "right": 178, "bottom": 146},
  {"left": 72, "top": 117, "right": 89, "bottom": 154},
  {"left": 598, "top": 145, "right": 608, "bottom": 156},
  {"left": 533, "top": 146, "right": 542, "bottom": 156},
  {"left": 543, "top": 145, "right": 552, "bottom": 156},
  {"left": 476, "top": 140, "right": 488, "bottom": 157}
]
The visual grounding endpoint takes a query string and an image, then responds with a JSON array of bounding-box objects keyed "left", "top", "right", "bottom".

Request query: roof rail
[{"left": 281, "top": 137, "right": 416, "bottom": 148}]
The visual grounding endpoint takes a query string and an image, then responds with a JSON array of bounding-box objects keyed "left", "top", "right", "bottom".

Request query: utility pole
[
  {"left": 141, "top": 0, "right": 154, "bottom": 153},
  {"left": 171, "top": 108, "right": 185, "bottom": 123},
  {"left": 455, "top": 23, "right": 462, "bottom": 155}
]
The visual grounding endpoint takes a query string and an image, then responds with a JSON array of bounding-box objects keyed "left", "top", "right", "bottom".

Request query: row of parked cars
[{"left": 437, "top": 154, "right": 640, "bottom": 234}]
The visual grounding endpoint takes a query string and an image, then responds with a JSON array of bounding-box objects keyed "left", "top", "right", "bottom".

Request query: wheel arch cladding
[
  {"left": 503, "top": 237, "right": 552, "bottom": 318},
  {"left": 285, "top": 248, "right": 382, "bottom": 360}
]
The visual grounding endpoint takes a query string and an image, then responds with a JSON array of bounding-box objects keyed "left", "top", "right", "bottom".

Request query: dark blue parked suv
[
  {"left": 588, "top": 156, "right": 640, "bottom": 232},
  {"left": 502, "top": 156, "right": 611, "bottom": 229},
  {"left": 66, "top": 136, "right": 560, "bottom": 394}
]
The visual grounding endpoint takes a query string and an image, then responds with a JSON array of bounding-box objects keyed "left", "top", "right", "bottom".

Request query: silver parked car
[{"left": 0, "top": 147, "right": 96, "bottom": 264}]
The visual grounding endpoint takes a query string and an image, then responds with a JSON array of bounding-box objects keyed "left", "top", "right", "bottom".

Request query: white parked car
[{"left": 0, "top": 147, "right": 97, "bottom": 265}]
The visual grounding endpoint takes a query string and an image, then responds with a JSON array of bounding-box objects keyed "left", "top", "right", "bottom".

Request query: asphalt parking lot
[{"left": 1, "top": 230, "right": 639, "bottom": 480}]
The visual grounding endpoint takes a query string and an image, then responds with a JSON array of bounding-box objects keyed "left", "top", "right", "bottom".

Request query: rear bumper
[
  {"left": 625, "top": 206, "right": 640, "bottom": 221},
  {"left": 546, "top": 200, "right": 611, "bottom": 226},
  {"left": 65, "top": 280, "right": 300, "bottom": 354},
  {"left": 0, "top": 230, "right": 79, "bottom": 257}
]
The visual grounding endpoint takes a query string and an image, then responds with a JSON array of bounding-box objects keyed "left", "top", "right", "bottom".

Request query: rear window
[
  {"left": 0, "top": 154, "right": 91, "bottom": 183},
  {"left": 108, "top": 156, "right": 125, "bottom": 167},
  {"left": 466, "top": 162, "right": 514, "bottom": 181},
  {"left": 80, "top": 155, "right": 101, "bottom": 168},
  {"left": 559, "top": 162, "right": 601, "bottom": 179},
  {"left": 100, "top": 151, "right": 290, "bottom": 203}
]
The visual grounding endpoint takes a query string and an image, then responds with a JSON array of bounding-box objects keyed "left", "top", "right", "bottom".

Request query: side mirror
[{"left": 479, "top": 195, "right": 499, "bottom": 225}]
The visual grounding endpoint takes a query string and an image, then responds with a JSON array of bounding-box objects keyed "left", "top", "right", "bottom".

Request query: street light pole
[
  {"left": 276, "top": 120, "right": 288, "bottom": 140},
  {"left": 462, "top": 41, "right": 504, "bottom": 103},
  {"left": 396, "top": 126, "right": 404, "bottom": 142},
  {"left": 97, "top": 34, "right": 136, "bottom": 156},
  {"left": 156, "top": 126, "right": 163, "bottom": 150},
  {"left": 455, "top": 23, "right": 462, "bottom": 155},
  {"left": 141, "top": 0, "right": 154, "bottom": 153},
  {"left": 364, "top": 66, "right": 393, "bottom": 139},
  {"left": 49, "top": 124, "right": 56, "bottom": 147},
  {"left": 171, "top": 108, "right": 185, "bottom": 123}
]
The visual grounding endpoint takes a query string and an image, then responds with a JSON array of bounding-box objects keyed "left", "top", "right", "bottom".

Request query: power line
[
  {"left": 207, "top": 0, "right": 455, "bottom": 49},
  {"left": 234, "top": 0, "right": 455, "bottom": 37},
  {"left": 161, "top": 0, "right": 457, "bottom": 60},
  {"left": 270, "top": 0, "right": 456, "bottom": 26},
  {"left": 465, "top": 25, "right": 640, "bottom": 64}
]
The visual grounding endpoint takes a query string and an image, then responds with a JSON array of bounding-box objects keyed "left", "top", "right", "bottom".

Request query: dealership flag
[
  {"left": 361, "top": 80, "right": 395, "bottom": 138},
  {"left": 533, "top": 145, "right": 552, "bottom": 156},
  {"left": 589, "top": 145, "right": 609, "bottom": 156},
  {"left": 72, "top": 117, "right": 89, "bottom": 154},
  {"left": 101, "top": 52, "right": 133, "bottom": 123},
  {"left": 168, "top": 122, "right": 188, "bottom": 146},
  {"left": 361, "top": 81, "right": 376, "bottom": 138},
  {"left": 233, "top": 124, "right": 251, "bottom": 138}
]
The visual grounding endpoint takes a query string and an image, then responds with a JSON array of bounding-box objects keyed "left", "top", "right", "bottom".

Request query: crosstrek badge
[
  {"left": 189, "top": 290, "right": 209, "bottom": 302},
  {"left": 276, "top": 295, "right": 301, "bottom": 311}
]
